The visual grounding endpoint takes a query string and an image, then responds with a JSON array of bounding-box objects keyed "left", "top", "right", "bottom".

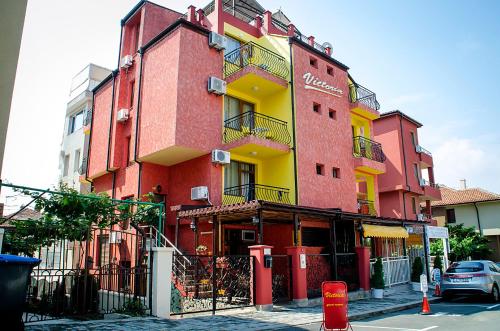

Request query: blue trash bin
[{"left": 0, "top": 254, "right": 41, "bottom": 329}]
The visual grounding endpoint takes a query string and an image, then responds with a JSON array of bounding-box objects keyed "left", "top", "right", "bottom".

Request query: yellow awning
[{"left": 362, "top": 224, "right": 409, "bottom": 239}]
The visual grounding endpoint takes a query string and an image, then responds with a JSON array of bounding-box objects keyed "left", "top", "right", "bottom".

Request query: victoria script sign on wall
[{"left": 303, "top": 72, "right": 343, "bottom": 98}]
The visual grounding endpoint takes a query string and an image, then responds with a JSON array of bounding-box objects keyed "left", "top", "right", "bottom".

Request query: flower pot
[
  {"left": 372, "top": 288, "right": 384, "bottom": 299},
  {"left": 411, "top": 282, "right": 421, "bottom": 291}
]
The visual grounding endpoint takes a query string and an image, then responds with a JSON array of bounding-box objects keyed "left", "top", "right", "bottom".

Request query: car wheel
[{"left": 491, "top": 285, "right": 499, "bottom": 303}]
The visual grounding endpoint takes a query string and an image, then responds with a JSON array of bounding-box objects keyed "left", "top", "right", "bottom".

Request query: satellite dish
[{"left": 322, "top": 42, "right": 333, "bottom": 50}]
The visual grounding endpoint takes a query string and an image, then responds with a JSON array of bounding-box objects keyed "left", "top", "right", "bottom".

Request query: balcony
[
  {"left": 352, "top": 136, "right": 386, "bottom": 174},
  {"left": 358, "top": 199, "right": 376, "bottom": 216},
  {"left": 349, "top": 83, "right": 380, "bottom": 119},
  {"left": 224, "top": 42, "right": 289, "bottom": 89},
  {"left": 416, "top": 145, "right": 433, "bottom": 167},
  {"left": 419, "top": 179, "right": 442, "bottom": 201},
  {"left": 223, "top": 111, "right": 291, "bottom": 146},
  {"left": 223, "top": 184, "right": 290, "bottom": 205}
]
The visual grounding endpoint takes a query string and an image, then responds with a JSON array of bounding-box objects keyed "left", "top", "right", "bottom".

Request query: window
[
  {"left": 328, "top": 109, "right": 336, "bottom": 119},
  {"left": 410, "top": 132, "right": 417, "bottom": 147},
  {"left": 98, "top": 235, "right": 110, "bottom": 267},
  {"left": 224, "top": 95, "right": 254, "bottom": 123},
  {"left": 313, "top": 102, "right": 321, "bottom": 114},
  {"left": 332, "top": 167, "right": 340, "bottom": 178},
  {"left": 411, "top": 197, "right": 417, "bottom": 214},
  {"left": 326, "top": 66, "right": 334, "bottom": 76},
  {"left": 316, "top": 163, "right": 325, "bottom": 175},
  {"left": 309, "top": 57, "right": 318, "bottom": 68},
  {"left": 129, "top": 80, "right": 135, "bottom": 108},
  {"left": 73, "top": 149, "right": 80, "bottom": 172},
  {"left": 413, "top": 163, "right": 420, "bottom": 182},
  {"left": 63, "top": 154, "right": 70, "bottom": 177},
  {"left": 446, "top": 209, "right": 456, "bottom": 223},
  {"left": 68, "top": 111, "right": 84, "bottom": 135},
  {"left": 125, "top": 136, "right": 132, "bottom": 167},
  {"left": 224, "top": 161, "right": 255, "bottom": 189}
]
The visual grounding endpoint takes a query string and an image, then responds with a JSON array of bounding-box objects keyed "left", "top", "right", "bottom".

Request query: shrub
[
  {"left": 411, "top": 257, "right": 424, "bottom": 283},
  {"left": 118, "top": 298, "right": 147, "bottom": 317},
  {"left": 371, "top": 257, "right": 385, "bottom": 289},
  {"left": 433, "top": 254, "right": 443, "bottom": 273}
]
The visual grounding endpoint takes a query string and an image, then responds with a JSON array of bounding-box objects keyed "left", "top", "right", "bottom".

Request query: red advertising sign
[{"left": 321, "top": 281, "right": 350, "bottom": 331}]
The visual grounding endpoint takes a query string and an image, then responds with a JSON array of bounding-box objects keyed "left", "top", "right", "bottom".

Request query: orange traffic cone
[
  {"left": 434, "top": 283, "right": 441, "bottom": 297},
  {"left": 421, "top": 293, "right": 431, "bottom": 315}
]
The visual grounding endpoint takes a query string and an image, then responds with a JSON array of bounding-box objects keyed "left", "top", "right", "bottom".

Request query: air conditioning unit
[
  {"left": 211, "top": 149, "right": 230, "bottom": 164},
  {"left": 191, "top": 186, "right": 209, "bottom": 201},
  {"left": 109, "top": 231, "right": 122, "bottom": 244},
  {"left": 120, "top": 55, "right": 133, "bottom": 69},
  {"left": 208, "top": 32, "right": 227, "bottom": 50},
  {"left": 419, "top": 178, "right": 426, "bottom": 187},
  {"left": 208, "top": 76, "right": 227, "bottom": 95},
  {"left": 415, "top": 145, "right": 423, "bottom": 153},
  {"left": 417, "top": 214, "right": 424, "bottom": 222},
  {"left": 117, "top": 108, "right": 129, "bottom": 122}
]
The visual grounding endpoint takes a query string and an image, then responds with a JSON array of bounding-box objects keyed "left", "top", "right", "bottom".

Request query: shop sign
[
  {"left": 321, "top": 281, "right": 349, "bottom": 330},
  {"left": 303, "top": 72, "right": 343, "bottom": 97},
  {"left": 426, "top": 226, "right": 449, "bottom": 239}
]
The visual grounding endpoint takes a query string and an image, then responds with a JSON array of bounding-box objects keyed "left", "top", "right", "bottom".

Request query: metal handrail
[
  {"left": 420, "top": 178, "right": 439, "bottom": 188},
  {"left": 416, "top": 145, "right": 433, "bottom": 157},
  {"left": 223, "top": 111, "right": 291, "bottom": 146},
  {"left": 223, "top": 183, "right": 290, "bottom": 204},
  {"left": 353, "top": 136, "right": 386, "bottom": 163},
  {"left": 357, "top": 199, "right": 376, "bottom": 216},
  {"left": 224, "top": 42, "right": 289, "bottom": 80},
  {"left": 348, "top": 83, "right": 380, "bottom": 111}
]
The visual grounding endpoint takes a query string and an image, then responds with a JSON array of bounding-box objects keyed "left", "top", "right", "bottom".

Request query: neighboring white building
[{"left": 59, "top": 64, "right": 111, "bottom": 192}]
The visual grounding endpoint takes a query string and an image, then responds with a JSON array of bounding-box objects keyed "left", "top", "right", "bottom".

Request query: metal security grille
[
  {"left": 271, "top": 255, "right": 292, "bottom": 303},
  {"left": 23, "top": 227, "right": 152, "bottom": 323},
  {"left": 171, "top": 254, "right": 254, "bottom": 315}
]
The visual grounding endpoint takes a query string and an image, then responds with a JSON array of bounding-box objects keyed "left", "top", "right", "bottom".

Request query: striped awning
[{"left": 362, "top": 224, "right": 409, "bottom": 239}]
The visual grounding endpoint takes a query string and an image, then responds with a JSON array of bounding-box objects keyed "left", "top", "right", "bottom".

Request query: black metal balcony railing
[
  {"left": 224, "top": 42, "right": 289, "bottom": 80},
  {"left": 223, "top": 111, "right": 291, "bottom": 146},
  {"left": 223, "top": 184, "right": 290, "bottom": 205},
  {"left": 420, "top": 178, "right": 439, "bottom": 188},
  {"left": 353, "top": 136, "right": 386, "bottom": 163},
  {"left": 348, "top": 83, "right": 380, "bottom": 111},
  {"left": 83, "top": 108, "right": 92, "bottom": 126},
  {"left": 79, "top": 156, "right": 88, "bottom": 175},
  {"left": 357, "top": 199, "right": 376, "bottom": 216}
]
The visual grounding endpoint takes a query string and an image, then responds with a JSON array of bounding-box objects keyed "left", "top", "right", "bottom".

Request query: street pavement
[
  {"left": 25, "top": 285, "right": 441, "bottom": 331},
  {"left": 292, "top": 296, "right": 500, "bottom": 331}
]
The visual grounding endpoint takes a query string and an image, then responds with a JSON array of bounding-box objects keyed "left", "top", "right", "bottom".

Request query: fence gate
[
  {"left": 171, "top": 254, "right": 254, "bottom": 315},
  {"left": 271, "top": 255, "right": 292, "bottom": 303},
  {"left": 22, "top": 226, "right": 152, "bottom": 323}
]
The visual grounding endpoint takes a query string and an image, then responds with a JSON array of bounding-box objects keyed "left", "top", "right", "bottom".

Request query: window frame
[{"left": 446, "top": 208, "right": 456, "bottom": 223}]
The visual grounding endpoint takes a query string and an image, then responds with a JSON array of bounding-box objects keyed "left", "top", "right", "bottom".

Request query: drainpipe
[
  {"left": 399, "top": 114, "right": 409, "bottom": 219},
  {"left": 288, "top": 39, "right": 299, "bottom": 205},
  {"left": 473, "top": 202, "right": 483, "bottom": 235},
  {"left": 85, "top": 91, "right": 97, "bottom": 186},
  {"left": 134, "top": 50, "right": 145, "bottom": 199},
  {"left": 106, "top": 71, "right": 118, "bottom": 199}
]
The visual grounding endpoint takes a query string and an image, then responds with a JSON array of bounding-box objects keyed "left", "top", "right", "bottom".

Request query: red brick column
[
  {"left": 249, "top": 245, "right": 273, "bottom": 311},
  {"left": 356, "top": 246, "right": 371, "bottom": 291},
  {"left": 286, "top": 246, "right": 308, "bottom": 306}
]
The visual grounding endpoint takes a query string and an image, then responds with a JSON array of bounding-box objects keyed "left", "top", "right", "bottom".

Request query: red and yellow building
[{"left": 85, "top": 0, "right": 438, "bottom": 292}]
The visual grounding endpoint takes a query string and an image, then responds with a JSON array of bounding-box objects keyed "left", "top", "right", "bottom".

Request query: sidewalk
[{"left": 26, "top": 284, "right": 440, "bottom": 331}]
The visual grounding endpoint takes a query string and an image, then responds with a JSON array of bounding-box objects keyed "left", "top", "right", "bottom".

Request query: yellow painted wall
[
  {"left": 221, "top": 23, "right": 295, "bottom": 204},
  {"left": 355, "top": 171, "right": 375, "bottom": 202},
  {"left": 351, "top": 113, "right": 371, "bottom": 139}
]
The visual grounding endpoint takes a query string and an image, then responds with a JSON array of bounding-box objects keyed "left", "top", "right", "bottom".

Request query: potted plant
[
  {"left": 411, "top": 256, "right": 424, "bottom": 291},
  {"left": 371, "top": 257, "right": 385, "bottom": 299}
]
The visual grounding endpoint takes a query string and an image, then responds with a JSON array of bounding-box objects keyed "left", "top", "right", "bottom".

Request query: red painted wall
[{"left": 292, "top": 43, "right": 357, "bottom": 212}]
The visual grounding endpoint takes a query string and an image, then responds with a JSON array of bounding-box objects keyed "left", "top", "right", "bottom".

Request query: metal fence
[
  {"left": 223, "top": 184, "right": 290, "bottom": 205},
  {"left": 23, "top": 227, "right": 152, "bottom": 323},
  {"left": 171, "top": 254, "right": 254, "bottom": 315},
  {"left": 336, "top": 253, "right": 359, "bottom": 292},
  {"left": 370, "top": 256, "right": 410, "bottom": 287},
  {"left": 306, "top": 254, "right": 332, "bottom": 298},
  {"left": 271, "top": 255, "right": 292, "bottom": 303}
]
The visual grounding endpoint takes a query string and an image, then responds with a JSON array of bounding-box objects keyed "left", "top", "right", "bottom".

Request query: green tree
[
  {"left": 430, "top": 240, "right": 443, "bottom": 256},
  {"left": 448, "top": 224, "right": 492, "bottom": 261},
  {"left": 371, "top": 257, "right": 385, "bottom": 289}
]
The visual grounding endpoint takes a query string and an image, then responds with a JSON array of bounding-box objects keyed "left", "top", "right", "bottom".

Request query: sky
[{"left": 2, "top": 0, "right": 499, "bottom": 212}]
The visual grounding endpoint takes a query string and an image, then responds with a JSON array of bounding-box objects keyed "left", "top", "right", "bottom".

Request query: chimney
[{"left": 459, "top": 179, "right": 467, "bottom": 190}]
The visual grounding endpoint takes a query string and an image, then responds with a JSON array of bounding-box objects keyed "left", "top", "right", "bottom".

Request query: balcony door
[
  {"left": 224, "top": 95, "right": 255, "bottom": 131},
  {"left": 224, "top": 160, "right": 256, "bottom": 201}
]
